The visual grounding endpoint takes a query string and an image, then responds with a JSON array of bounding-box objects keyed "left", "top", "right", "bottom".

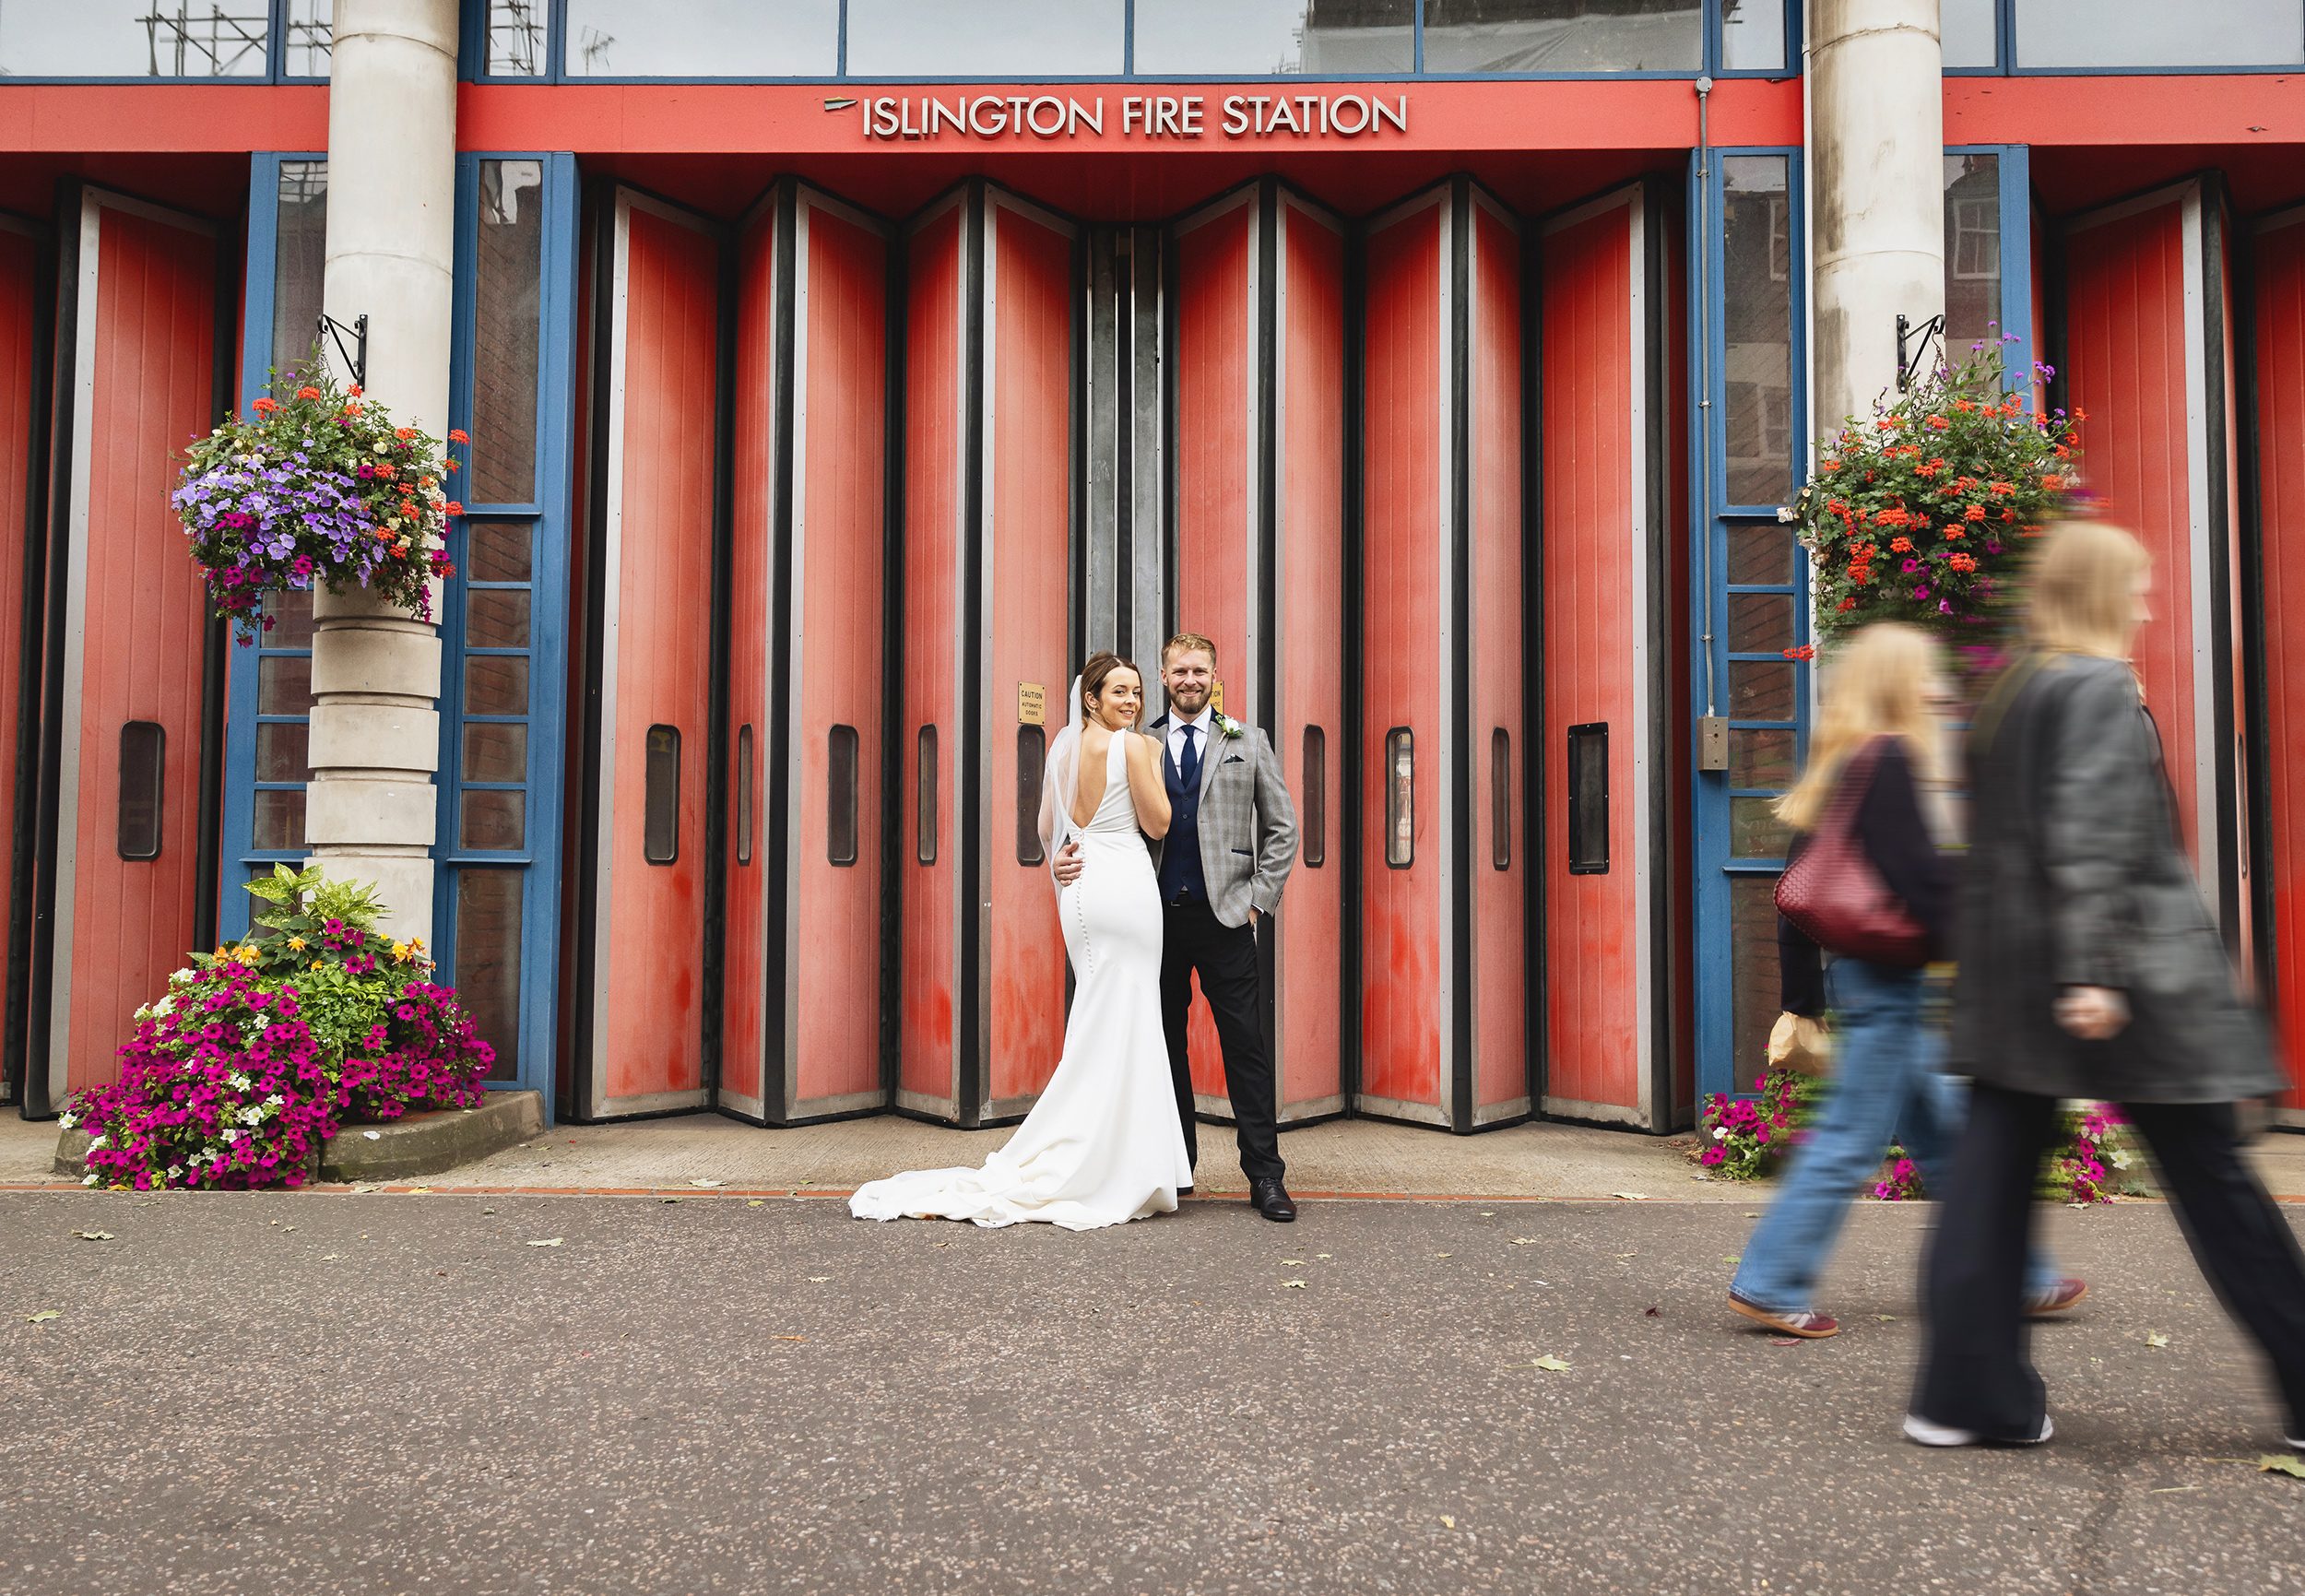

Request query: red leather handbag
[{"left": 1772, "top": 738, "right": 1932, "bottom": 968}]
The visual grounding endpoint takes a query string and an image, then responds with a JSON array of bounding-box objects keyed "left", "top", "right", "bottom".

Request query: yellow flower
[
  {"left": 391, "top": 940, "right": 412, "bottom": 964},
  {"left": 287, "top": 936, "right": 306, "bottom": 952},
  {"left": 233, "top": 945, "right": 261, "bottom": 967}
]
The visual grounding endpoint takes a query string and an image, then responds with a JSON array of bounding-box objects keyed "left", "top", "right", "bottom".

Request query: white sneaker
[{"left": 1903, "top": 1413, "right": 2053, "bottom": 1448}]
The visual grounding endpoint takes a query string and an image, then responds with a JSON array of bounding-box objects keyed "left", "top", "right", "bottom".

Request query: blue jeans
[{"left": 1732, "top": 957, "right": 2061, "bottom": 1313}]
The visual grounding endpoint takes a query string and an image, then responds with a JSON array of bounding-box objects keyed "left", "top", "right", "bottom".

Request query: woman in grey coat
[{"left": 1907, "top": 520, "right": 2305, "bottom": 1450}]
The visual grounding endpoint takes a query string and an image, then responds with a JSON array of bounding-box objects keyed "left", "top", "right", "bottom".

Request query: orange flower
[
  {"left": 444, "top": 501, "right": 466, "bottom": 517},
  {"left": 252, "top": 397, "right": 278, "bottom": 415},
  {"left": 344, "top": 401, "right": 363, "bottom": 416},
  {"left": 1955, "top": 398, "right": 1974, "bottom": 413},
  {"left": 1890, "top": 537, "right": 1913, "bottom": 553},
  {"left": 1988, "top": 480, "right": 2015, "bottom": 496},
  {"left": 1965, "top": 504, "right": 1987, "bottom": 522},
  {"left": 395, "top": 427, "right": 416, "bottom": 442},
  {"left": 444, "top": 459, "right": 459, "bottom": 472},
  {"left": 2040, "top": 474, "right": 2064, "bottom": 492},
  {"left": 1926, "top": 415, "right": 1952, "bottom": 432},
  {"left": 1944, "top": 526, "right": 1966, "bottom": 540},
  {"left": 295, "top": 385, "right": 322, "bottom": 401},
  {"left": 419, "top": 476, "right": 436, "bottom": 490},
  {"left": 2072, "top": 406, "right": 2087, "bottom": 422},
  {"left": 399, "top": 500, "right": 419, "bottom": 517},
  {"left": 1947, "top": 552, "right": 1978, "bottom": 573},
  {"left": 348, "top": 384, "right": 363, "bottom": 397},
  {"left": 447, "top": 428, "right": 470, "bottom": 444}
]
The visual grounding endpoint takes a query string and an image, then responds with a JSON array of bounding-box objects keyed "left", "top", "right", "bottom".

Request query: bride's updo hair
[{"left": 1079, "top": 651, "right": 1143, "bottom": 722}]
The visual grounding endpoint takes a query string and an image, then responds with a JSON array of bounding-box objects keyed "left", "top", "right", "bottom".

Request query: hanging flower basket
[
  {"left": 173, "top": 356, "right": 468, "bottom": 641},
  {"left": 1788, "top": 339, "right": 2082, "bottom": 660}
]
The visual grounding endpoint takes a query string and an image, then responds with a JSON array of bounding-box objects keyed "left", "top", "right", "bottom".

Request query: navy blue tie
[{"left": 1177, "top": 722, "right": 1201, "bottom": 795}]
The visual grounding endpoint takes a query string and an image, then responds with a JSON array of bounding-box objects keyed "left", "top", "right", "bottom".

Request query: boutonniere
[{"left": 1215, "top": 713, "right": 1247, "bottom": 740}]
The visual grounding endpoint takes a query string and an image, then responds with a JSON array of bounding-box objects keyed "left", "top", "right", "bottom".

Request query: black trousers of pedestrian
[
  {"left": 1160, "top": 900, "right": 1284, "bottom": 1186},
  {"left": 1915, "top": 1081, "right": 2305, "bottom": 1440}
]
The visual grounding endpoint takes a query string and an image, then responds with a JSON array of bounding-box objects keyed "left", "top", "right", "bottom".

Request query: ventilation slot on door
[
  {"left": 644, "top": 725, "right": 680, "bottom": 864},
  {"left": 916, "top": 725, "right": 939, "bottom": 864},
  {"left": 117, "top": 720, "right": 165, "bottom": 861},
  {"left": 736, "top": 724, "right": 754, "bottom": 866},
  {"left": 1568, "top": 722, "right": 1608, "bottom": 874},
  {"left": 1491, "top": 727, "right": 1512, "bottom": 870}
]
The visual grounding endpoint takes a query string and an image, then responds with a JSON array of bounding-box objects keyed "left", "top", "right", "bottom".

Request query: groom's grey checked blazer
[{"left": 1144, "top": 714, "right": 1300, "bottom": 928}]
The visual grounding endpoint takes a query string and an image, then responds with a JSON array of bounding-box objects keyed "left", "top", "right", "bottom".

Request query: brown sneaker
[
  {"left": 1728, "top": 1291, "right": 1840, "bottom": 1339},
  {"left": 2025, "top": 1278, "right": 2088, "bottom": 1317}
]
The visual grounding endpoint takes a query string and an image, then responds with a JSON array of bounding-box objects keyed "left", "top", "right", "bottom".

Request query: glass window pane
[
  {"left": 472, "top": 161, "right": 544, "bottom": 506},
  {"left": 1721, "top": 156, "right": 1793, "bottom": 507},
  {"left": 1015, "top": 726, "right": 1046, "bottom": 866},
  {"left": 1424, "top": 0, "right": 1699, "bottom": 70},
  {"left": 644, "top": 726, "right": 680, "bottom": 863},
  {"left": 263, "top": 587, "right": 314, "bottom": 649},
  {"left": 256, "top": 722, "right": 311, "bottom": 784},
  {"left": 1730, "top": 873, "right": 1782, "bottom": 1085},
  {"left": 269, "top": 162, "right": 329, "bottom": 379},
  {"left": 2016, "top": 0, "right": 2303, "bottom": 67},
  {"left": 1941, "top": 0, "right": 1998, "bottom": 67},
  {"left": 485, "top": 0, "right": 548, "bottom": 74},
  {"left": 1300, "top": 725, "right": 1325, "bottom": 868},
  {"left": 460, "top": 789, "right": 526, "bottom": 851},
  {"left": 467, "top": 523, "right": 534, "bottom": 584},
  {"left": 1728, "top": 727, "right": 1796, "bottom": 790},
  {"left": 566, "top": 0, "right": 837, "bottom": 75},
  {"left": 1944, "top": 154, "right": 2003, "bottom": 361},
  {"left": 284, "top": 1, "right": 332, "bottom": 77},
  {"left": 1726, "top": 525, "right": 1794, "bottom": 585},
  {"left": 453, "top": 869, "right": 523, "bottom": 1082},
  {"left": 916, "top": 726, "right": 938, "bottom": 866},
  {"left": 254, "top": 789, "right": 306, "bottom": 851},
  {"left": 466, "top": 656, "right": 529, "bottom": 716},
  {"left": 829, "top": 725, "right": 860, "bottom": 866},
  {"left": 1730, "top": 660, "right": 1795, "bottom": 722},
  {"left": 1728, "top": 592, "right": 1795, "bottom": 655},
  {"left": 1731, "top": 796, "right": 1791, "bottom": 859},
  {"left": 1720, "top": 0, "right": 1785, "bottom": 71},
  {"left": 463, "top": 723, "right": 528, "bottom": 785},
  {"left": 467, "top": 587, "right": 531, "bottom": 649},
  {"left": 0, "top": 3, "right": 267, "bottom": 77},
  {"left": 258, "top": 656, "right": 313, "bottom": 715},
  {"left": 846, "top": 0, "right": 1123, "bottom": 76},
  {"left": 1386, "top": 727, "right": 1414, "bottom": 868},
  {"left": 1133, "top": 0, "right": 1412, "bottom": 75}
]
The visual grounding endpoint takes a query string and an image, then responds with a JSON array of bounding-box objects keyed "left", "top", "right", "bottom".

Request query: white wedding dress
[{"left": 850, "top": 726, "right": 1191, "bottom": 1230}]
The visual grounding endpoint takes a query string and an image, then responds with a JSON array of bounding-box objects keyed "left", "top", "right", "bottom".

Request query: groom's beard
[{"left": 1169, "top": 689, "right": 1210, "bottom": 716}]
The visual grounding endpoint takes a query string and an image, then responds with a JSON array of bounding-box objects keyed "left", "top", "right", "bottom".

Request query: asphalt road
[{"left": 4, "top": 1191, "right": 2302, "bottom": 1596}]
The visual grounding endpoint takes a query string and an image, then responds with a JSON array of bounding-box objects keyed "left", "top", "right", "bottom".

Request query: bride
[{"left": 850, "top": 653, "right": 1192, "bottom": 1230}]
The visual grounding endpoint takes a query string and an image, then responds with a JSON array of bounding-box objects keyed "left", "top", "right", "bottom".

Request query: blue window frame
[
  {"left": 466, "top": 0, "right": 1799, "bottom": 82},
  {"left": 222, "top": 151, "right": 329, "bottom": 937},
  {"left": 1945, "top": 0, "right": 2305, "bottom": 75},
  {"left": 0, "top": 0, "right": 331, "bottom": 83},
  {"left": 433, "top": 151, "right": 579, "bottom": 1109},
  {"left": 1687, "top": 143, "right": 2035, "bottom": 1101}
]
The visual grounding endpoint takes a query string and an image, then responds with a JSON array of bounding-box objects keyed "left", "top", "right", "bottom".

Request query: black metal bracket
[
  {"left": 316, "top": 312, "right": 368, "bottom": 389},
  {"left": 1896, "top": 312, "right": 1945, "bottom": 394}
]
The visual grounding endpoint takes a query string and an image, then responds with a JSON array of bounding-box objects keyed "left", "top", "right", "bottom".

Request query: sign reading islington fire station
[{"left": 856, "top": 92, "right": 1409, "bottom": 142}]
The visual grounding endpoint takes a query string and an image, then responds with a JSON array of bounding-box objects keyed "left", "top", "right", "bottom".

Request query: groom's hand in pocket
[{"left": 1053, "top": 841, "right": 1084, "bottom": 886}]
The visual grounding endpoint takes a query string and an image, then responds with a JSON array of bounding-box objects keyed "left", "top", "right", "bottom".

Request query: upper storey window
[
  {"left": 1949, "top": 0, "right": 2305, "bottom": 71},
  {"left": 476, "top": 0, "right": 1792, "bottom": 79},
  {"left": 0, "top": 0, "right": 331, "bottom": 79}
]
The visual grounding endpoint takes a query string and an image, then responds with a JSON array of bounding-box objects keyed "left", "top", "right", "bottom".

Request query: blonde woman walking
[
  {"left": 1908, "top": 523, "right": 2304, "bottom": 1449},
  {"left": 1728, "top": 622, "right": 2080, "bottom": 1339}
]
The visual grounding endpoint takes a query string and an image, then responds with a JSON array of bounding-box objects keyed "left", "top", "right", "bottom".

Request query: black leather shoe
[{"left": 1251, "top": 1178, "right": 1297, "bottom": 1223}]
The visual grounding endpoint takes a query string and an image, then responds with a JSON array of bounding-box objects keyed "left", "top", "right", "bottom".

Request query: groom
[{"left": 1056, "top": 632, "right": 1300, "bottom": 1222}]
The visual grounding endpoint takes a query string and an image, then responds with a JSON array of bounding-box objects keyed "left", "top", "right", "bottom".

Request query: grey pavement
[{"left": 4, "top": 1188, "right": 2303, "bottom": 1596}]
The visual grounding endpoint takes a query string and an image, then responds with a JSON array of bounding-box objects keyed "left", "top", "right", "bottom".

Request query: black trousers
[
  {"left": 1915, "top": 1081, "right": 2305, "bottom": 1440},
  {"left": 1160, "top": 899, "right": 1284, "bottom": 1186}
]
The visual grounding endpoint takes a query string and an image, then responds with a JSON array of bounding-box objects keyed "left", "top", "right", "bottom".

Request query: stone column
[
  {"left": 1807, "top": 0, "right": 1945, "bottom": 434},
  {"left": 306, "top": 0, "right": 459, "bottom": 940}
]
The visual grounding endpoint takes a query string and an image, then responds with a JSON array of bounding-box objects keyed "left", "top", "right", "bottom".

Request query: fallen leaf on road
[
  {"left": 806, "top": 1276, "right": 832, "bottom": 1283},
  {"left": 72, "top": 1230, "right": 113, "bottom": 1242},
  {"left": 361, "top": 1130, "right": 381, "bottom": 1141},
  {"left": 323, "top": 1254, "right": 341, "bottom": 1261},
  {"left": 1439, "top": 1516, "right": 1457, "bottom": 1530},
  {"left": 1744, "top": 1212, "right": 1760, "bottom": 1219},
  {"left": 1479, "top": 1212, "right": 1495, "bottom": 1217},
  {"left": 660, "top": 1197, "right": 683, "bottom": 1204},
  {"left": 2145, "top": 1331, "right": 2170, "bottom": 1349},
  {"left": 1434, "top": 1252, "right": 1453, "bottom": 1259},
  {"left": 1501, "top": 1356, "right": 1571, "bottom": 1373},
  {"left": 2148, "top": 1485, "right": 2203, "bottom": 1494},
  {"left": 1282, "top": 1280, "right": 1307, "bottom": 1289},
  {"left": 1768, "top": 1337, "right": 1803, "bottom": 1347},
  {"left": 1644, "top": 1306, "right": 1661, "bottom": 1318},
  {"left": 1614, "top": 1251, "right": 1637, "bottom": 1260},
  {"left": 2258, "top": 1455, "right": 2305, "bottom": 1479},
  {"left": 1282, "top": 1259, "right": 1306, "bottom": 1265},
  {"left": 526, "top": 1238, "right": 563, "bottom": 1248},
  {"left": 774, "top": 1335, "right": 807, "bottom": 1342},
  {"left": 1510, "top": 1237, "right": 1539, "bottom": 1246},
  {"left": 1614, "top": 1192, "right": 1649, "bottom": 1201},
  {"left": 1722, "top": 1255, "right": 1741, "bottom": 1265},
  {"left": 747, "top": 1200, "right": 765, "bottom": 1208},
  {"left": 1315, "top": 1253, "right": 1332, "bottom": 1259},
  {"left": 26, "top": 1310, "right": 59, "bottom": 1323},
  {"left": 690, "top": 1178, "right": 725, "bottom": 1188},
  {"left": 406, "top": 1187, "right": 431, "bottom": 1195},
  {"left": 1875, "top": 1315, "right": 1897, "bottom": 1322}
]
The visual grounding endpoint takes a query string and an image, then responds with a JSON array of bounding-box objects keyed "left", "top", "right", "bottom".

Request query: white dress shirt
[{"left": 1165, "top": 705, "right": 1216, "bottom": 774}]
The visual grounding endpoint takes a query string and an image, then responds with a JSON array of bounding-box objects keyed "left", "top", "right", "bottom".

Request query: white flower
[
  {"left": 239, "top": 1106, "right": 265, "bottom": 1127},
  {"left": 152, "top": 995, "right": 174, "bottom": 1015},
  {"left": 87, "top": 1134, "right": 106, "bottom": 1149},
  {"left": 265, "top": 1094, "right": 284, "bottom": 1108},
  {"left": 1711, "top": 1126, "right": 1730, "bottom": 1141},
  {"left": 57, "top": 1112, "right": 77, "bottom": 1130},
  {"left": 220, "top": 1128, "right": 242, "bottom": 1144},
  {"left": 166, "top": 1165, "right": 183, "bottom": 1180},
  {"left": 1776, "top": 504, "right": 1797, "bottom": 524},
  {"left": 2109, "top": 1150, "right": 2134, "bottom": 1169},
  {"left": 81, "top": 1172, "right": 98, "bottom": 1187}
]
